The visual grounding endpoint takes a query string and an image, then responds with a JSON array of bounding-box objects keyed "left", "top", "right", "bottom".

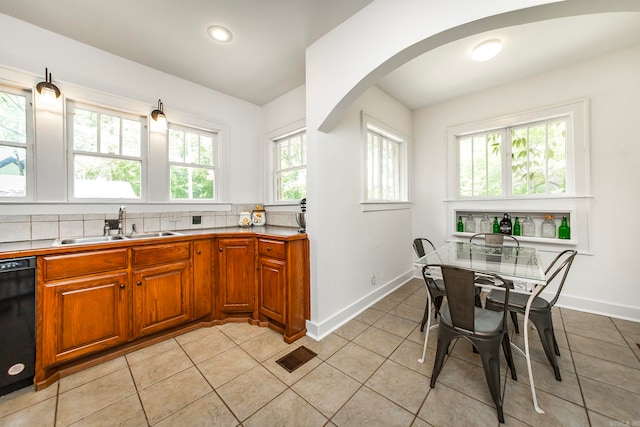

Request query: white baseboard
[
  {"left": 305, "top": 269, "right": 415, "bottom": 341},
  {"left": 554, "top": 293, "right": 640, "bottom": 323}
]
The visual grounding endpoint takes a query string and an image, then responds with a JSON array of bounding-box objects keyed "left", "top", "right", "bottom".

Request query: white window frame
[
  {"left": 265, "top": 119, "right": 306, "bottom": 206},
  {"left": 447, "top": 99, "right": 589, "bottom": 200},
  {"left": 167, "top": 122, "right": 218, "bottom": 202},
  {"left": 66, "top": 100, "right": 148, "bottom": 202},
  {"left": 362, "top": 112, "right": 409, "bottom": 210},
  {"left": 0, "top": 85, "right": 34, "bottom": 201},
  {"left": 272, "top": 128, "right": 306, "bottom": 203}
]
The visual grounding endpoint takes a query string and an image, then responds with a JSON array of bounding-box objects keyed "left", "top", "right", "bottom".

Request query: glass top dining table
[
  {"left": 414, "top": 241, "right": 546, "bottom": 286},
  {"left": 413, "top": 240, "right": 548, "bottom": 414}
]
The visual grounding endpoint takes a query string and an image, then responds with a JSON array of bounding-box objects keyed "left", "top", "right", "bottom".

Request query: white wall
[
  {"left": 412, "top": 45, "right": 640, "bottom": 321},
  {"left": 0, "top": 13, "right": 262, "bottom": 211},
  {"left": 305, "top": 85, "right": 414, "bottom": 338}
]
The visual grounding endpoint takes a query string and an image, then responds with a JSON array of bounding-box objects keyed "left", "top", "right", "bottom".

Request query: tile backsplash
[{"left": 0, "top": 204, "right": 298, "bottom": 243}]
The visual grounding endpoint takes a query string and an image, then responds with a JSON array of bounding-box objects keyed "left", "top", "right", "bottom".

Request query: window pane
[
  {"left": 168, "top": 129, "right": 184, "bottom": 162},
  {"left": 511, "top": 127, "right": 528, "bottom": 195},
  {"left": 73, "top": 109, "right": 97, "bottom": 152},
  {"left": 472, "top": 135, "right": 487, "bottom": 196},
  {"left": 122, "top": 119, "right": 141, "bottom": 157},
  {"left": 547, "top": 120, "right": 566, "bottom": 194},
  {"left": 200, "top": 135, "right": 213, "bottom": 166},
  {"left": 277, "top": 169, "right": 306, "bottom": 201},
  {"left": 0, "top": 145, "right": 26, "bottom": 197},
  {"left": 170, "top": 166, "right": 214, "bottom": 199},
  {"left": 0, "top": 92, "right": 26, "bottom": 144},
  {"left": 185, "top": 132, "right": 199, "bottom": 164},
  {"left": 100, "top": 114, "right": 120, "bottom": 155},
  {"left": 74, "top": 154, "right": 141, "bottom": 198},
  {"left": 487, "top": 133, "right": 502, "bottom": 196}
]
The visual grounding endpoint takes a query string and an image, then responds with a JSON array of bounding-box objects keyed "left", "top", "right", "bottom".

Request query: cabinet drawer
[
  {"left": 258, "top": 239, "right": 286, "bottom": 259},
  {"left": 132, "top": 242, "right": 191, "bottom": 267},
  {"left": 42, "top": 249, "right": 128, "bottom": 281}
]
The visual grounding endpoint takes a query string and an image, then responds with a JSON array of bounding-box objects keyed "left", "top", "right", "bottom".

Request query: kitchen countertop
[{"left": 0, "top": 225, "right": 306, "bottom": 259}]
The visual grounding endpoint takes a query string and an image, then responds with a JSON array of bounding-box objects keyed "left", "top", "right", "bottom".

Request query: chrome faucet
[{"left": 118, "top": 206, "right": 126, "bottom": 235}]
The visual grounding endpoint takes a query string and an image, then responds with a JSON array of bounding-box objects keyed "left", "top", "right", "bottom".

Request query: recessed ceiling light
[
  {"left": 471, "top": 39, "right": 502, "bottom": 62},
  {"left": 207, "top": 25, "right": 233, "bottom": 42}
]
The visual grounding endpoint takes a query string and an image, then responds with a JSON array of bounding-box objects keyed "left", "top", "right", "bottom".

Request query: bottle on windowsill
[
  {"left": 479, "top": 214, "right": 491, "bottom": 233},
  {"left": 499, "top": 213, "right": 512, "bottom": 235},
  {"left": 465, "top": 214, "right": 476, "bottom": 233},
  {"left": 542, "top": 215, "right": 556, "bottom": 238},
  {"left": 513, "top": 217, "right": 521, "bottom": 236},
  {"left": 558, "top": 216, "right": 571, "bottom": 239},
  {"left": 522, "top": 214, "right": 535, "bottom": 237},
  {"left": 457, "top": 216, "right": 464, "bottom": 232},
  {"left": 492, "top": 217, "right": 499, "bottom": 233}
]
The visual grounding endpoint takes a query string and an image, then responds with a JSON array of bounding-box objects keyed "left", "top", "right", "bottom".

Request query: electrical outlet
[
  {"left": 370, "top": 275, "right": 376, "bottom": 286},
  {"left": 192, "top": 215, "right": 201, "bottom": 225},
  {"left": 169, "top": 212, "right": 181, "bottom": 221}
]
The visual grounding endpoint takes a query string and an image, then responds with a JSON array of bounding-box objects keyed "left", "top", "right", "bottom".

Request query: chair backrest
[
  {"left": 430, "top": 264, "right": 511, "bottom": 334},
  {"left": 544, "top": 249, "right": 577, "bottom": 307},
  {"left": 470, "top": 233, "right": 520, "bottom": 247},
  {"left": 413, "top": 238, "right": 436, "bottom": 258}
]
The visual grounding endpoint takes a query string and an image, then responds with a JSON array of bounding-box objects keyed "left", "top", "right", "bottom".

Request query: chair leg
[
  {"left": 511, "top": 311, "right": 520, "bottom": 334},
  {"left": 433, "top": 296, "right": 443, "bottom": 319},
  {"left": 531, "top": 313, "right": 562, "bottom": 381},
  {"left": 430, "top": 329, "right": 454, "bottom": 388},
  {"left": 552, "top": 330, "right": 561, "bottom": 356},
  {"left": 476, "top": 340, "right": 505, "bottom": 423},
  {"left": 501, "top": 333, "right": 517, "bottom": 381},
  {"left": 420, "top": 301, "right": 430, "bottom": 332}
]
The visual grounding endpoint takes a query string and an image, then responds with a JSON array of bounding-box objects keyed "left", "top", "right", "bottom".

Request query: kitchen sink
[
  {"left": 52, "top": 231, "right": 182, "bottom": 246},
  {"left": 123, "top": 231, "right": 183, "bottom": 239},
  {"left": 52, "top": 235, "right": 128, "bottom": 246}
]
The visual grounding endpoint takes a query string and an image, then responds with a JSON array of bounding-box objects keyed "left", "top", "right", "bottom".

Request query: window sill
[{"left": 361, "top": 202, "right": 411, "bottom": 212}]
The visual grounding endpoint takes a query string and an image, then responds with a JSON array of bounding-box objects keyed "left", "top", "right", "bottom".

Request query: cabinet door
[
  {"left": 133, "top": 261, "right": 190, "bottom": 337},
  {"left": 41, "top": 273, "right": 128, "bottom": 367},
  {"left": 216, "top": 238, "right": 255, "bottom": 314},
  {"left": 193, "top": 239, "right": 214, "bottom": 319},
  {"left": 258, "top": 256, "right": 286, "bottom": 324}
]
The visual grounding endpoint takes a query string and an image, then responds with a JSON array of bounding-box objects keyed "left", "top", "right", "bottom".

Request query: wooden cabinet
[
  {"left": 257, "top": 238, "right": 310, "bottom": 343},
  {"left": 39, "top": 250, "right": 129, "bottom": 367},
  {"left": 192, "top": 239, "right": 214, "bottom": 320},
  {"left": 132, "top": 242, "right": 191, "bottom": 337},
  {"left": 215, "top": 237, "right": 255, "bottom": 317}
]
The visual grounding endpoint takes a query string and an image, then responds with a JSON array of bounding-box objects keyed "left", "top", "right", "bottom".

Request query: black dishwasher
[{"left": 0, "top": 257, "right": 35, "bottom": 396}]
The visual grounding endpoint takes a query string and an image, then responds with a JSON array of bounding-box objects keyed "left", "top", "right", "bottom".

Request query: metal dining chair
[
  {"left": 428, "top": 264, "right": 517, "bottom": 424},
  {"left": 413, "top": 238, "right": 446, "bottom": 331},
  {"left": 485, "top": 249, "right": 577, "bottom": 381},
  {"left": 469, "top": 232, "right": 521, "bottom": 332}
]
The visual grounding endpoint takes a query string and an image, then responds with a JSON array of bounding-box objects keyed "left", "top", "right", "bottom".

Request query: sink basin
[
  {"left": 123, "top": 231, "right": 183, "bottom": 239},
  {"left": 51, "top": 231, "right": 183, "bottom": 246},
  {"left": 52, "top": 235, "right": 127, "bottom": 246}
]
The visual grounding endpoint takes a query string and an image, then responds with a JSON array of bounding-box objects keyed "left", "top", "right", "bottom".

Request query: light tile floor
[{"left": 1, "top": 278, "right": 639, "bottom": 426}]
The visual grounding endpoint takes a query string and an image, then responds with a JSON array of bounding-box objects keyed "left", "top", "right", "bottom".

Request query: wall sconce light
[
  {"left": 150, "top": 99, "right": 167, "bottom": 131},
  {"left": 36, "top": 67, "right": 61, "bottom": 99}
]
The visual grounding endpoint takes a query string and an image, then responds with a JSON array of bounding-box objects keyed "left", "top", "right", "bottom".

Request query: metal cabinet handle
[
  {"left": 120, "top": 284, "right": 125, "bottom": 289},
  {"left": 219, "top": 247, "right": 223, "bottom": 252},
  {"left": 267, "top": 247, "right": 271, "bottom": 251},
  {"left": 196, "top": 250, "right": 201, "bottom": 255},
  {"left": 136, "top": 281, "right": 142, "bottom": 286}
]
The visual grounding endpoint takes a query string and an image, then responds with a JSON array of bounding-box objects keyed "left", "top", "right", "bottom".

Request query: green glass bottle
[
  {"left": 558, "top": 217, "right": 571, "bottom": 239},
  {"left": 492, "top": 217, "right": 499, "bottom": 233},
  {"left": 457, "top": 216, "right": 464, "bottom": 232},
  {"left": 513, "top": 217, "right": 521, "bottom": 236}
]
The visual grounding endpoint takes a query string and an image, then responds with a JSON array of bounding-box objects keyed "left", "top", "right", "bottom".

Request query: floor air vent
[{"left": 276, "top": 346, "right": 317, "bottom": 373}]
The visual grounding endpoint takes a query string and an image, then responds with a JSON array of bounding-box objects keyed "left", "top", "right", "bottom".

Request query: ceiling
[{"left": 1, "top": 2, "right": 639, "bottom": 109}]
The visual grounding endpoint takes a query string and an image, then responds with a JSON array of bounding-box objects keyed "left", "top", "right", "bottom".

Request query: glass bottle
[
  {"left": 457, "top": 216, "right": 464, "bottom": 232},
  {"left": 522, "top": 215, "right": 535, "bottom": 237},
  {"left": 479, "top": 214, "right": 491, "bottom": 233},
  {"left": 541, "top": 215, "right": 556, "bottom": 238},
  {"left": 492, "top": 217, "right": 499, "bottom": 233},
  {"left": 465, "top": 214, "right": 476, "bottom": 233},
  {"left": 499, "top": 213, "right": 512, "bottom": 235},
  {"left": 513, "top": 217, "right": 521, "bottom": 236},
  {"left": 558, "top": 216, "right": 571, "bottom": 239}
]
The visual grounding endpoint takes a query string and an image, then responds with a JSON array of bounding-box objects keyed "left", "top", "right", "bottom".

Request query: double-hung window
[
  {"left": 273, "top": 129, "right": 306, "bottom": 202},
  {"left": 364, "top": 117, "right": 408, "bottom": 202},
  {"left": 168, "top": 124, "right": 217, "bottom": 200},
  {"left": 451, "top": 100, "right": 587, "bottom": 199},
  {"left": 68, "top": 101, "right": 145, "bottom": 200},
  {"left": 0, "top": 86, "right": 32, "bottom": 199}
]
